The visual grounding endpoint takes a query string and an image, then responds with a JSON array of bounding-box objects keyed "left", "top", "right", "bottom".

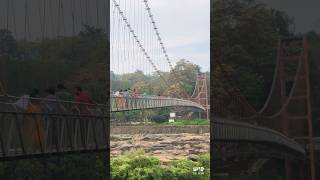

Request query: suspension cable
[
  {"left": 111, "top": 0, "right": 171, "bottom": 87},
  {"left": 143, "top": 0, "right": 190, "bottom": 98}
]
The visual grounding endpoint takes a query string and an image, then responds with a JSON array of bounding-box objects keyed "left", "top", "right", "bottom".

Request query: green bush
[
  {"left": 111, "top": 150, "right": 164, "bottom": 180},
  {"left": 111, "top": 150, "right": 210, "bottom": 180}
]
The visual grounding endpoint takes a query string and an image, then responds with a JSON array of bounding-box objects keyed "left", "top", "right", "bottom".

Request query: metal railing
[
  {"left": 0, "top": 94, "right": 203, "bottom": 159},
  {"left": 110, "top": 95, "right": 205, "bottom": 112},
  {"left": 213, "top": 118, "right": 306, "bottom": 156},
  {"left": 0, "top": 95, "right": 108, "bottom": 159}
]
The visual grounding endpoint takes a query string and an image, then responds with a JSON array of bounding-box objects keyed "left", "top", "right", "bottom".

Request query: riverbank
[{"left": 111, "top": 132, "right": 210, "bottom": 162}]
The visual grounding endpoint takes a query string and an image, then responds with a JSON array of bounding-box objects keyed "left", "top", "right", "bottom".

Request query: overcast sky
[
  {"left": 149, "top": 0, "right": 210, "bottom": 72},
  {"left": 3, "top": 0, "right": 317, "bottom": 74},
  {"left": 256, "top": 0, "right": 320, "bottom": 33},
  {"left": 0, "top": 0, "right": 107, "bottom": 39},
  {"left": 110, "top": 0, "right": 210, "bottom": 74}
]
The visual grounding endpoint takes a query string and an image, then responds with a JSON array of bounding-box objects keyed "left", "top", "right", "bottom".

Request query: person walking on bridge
[
  {"left": 14, "top": 88, "right": 39, "bottom": 111},
  {"left": 56, "top": 83, "right": 73, "bottom": 112},
  {"left": 44, "top": 87, "right": 59, "bottom": 113},
  {"left": 24, "top": 89, "right": 44, "bottom": 151},
  {"left": 116, "top": 89, "right": 124, "bottom": 109},
  {"left": 56, "top": 83, "right": 73, "bottom": 102},
  {"left": 74, "top": 86, "right": 95, "bottom": 114},
  {"left": 123, "top": 89, "right": 130, "bottom": 109},
  {"left": 132, "top": 88, "right": 140, "bottom": 109},
  {"left": 132, "top": 88, "right": 139, "bottom": 98}
]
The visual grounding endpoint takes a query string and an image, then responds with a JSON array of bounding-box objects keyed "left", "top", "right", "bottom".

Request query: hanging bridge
[
  {"left": 213, "top": 37, "right": 316, "bottom": 180},
  {"left": 0, "top": 0, "right": 209, "bottom": 161}
]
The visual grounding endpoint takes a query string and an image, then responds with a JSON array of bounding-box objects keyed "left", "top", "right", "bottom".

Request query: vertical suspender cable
[
  {"left": 79, "top": 0, "right": 83, "bottom": 26},
  {"left": 12, "top": 0, "right": 17, "bottom": 36},
  {"left": 71, "top": 0, "right": 75, "bottom": 61},
  {"left": 111, "top": 0, "right": 170, "bottom": 87},
  {"left": 23, "top": 0, "right": 28, "bottom": 61},
  {"left": 96, "top": 0, "right": 99, "bottom": 27},
  {"left": 6, "top": 0, "right": 9, "bottom": 30}
]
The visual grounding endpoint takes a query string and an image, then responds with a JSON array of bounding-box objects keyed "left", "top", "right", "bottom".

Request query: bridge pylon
[
  {"left": 255, "top": 37, "right": 315, "bottom": 180},
  {"left": 279, "top": 37, "right": 315, "bottom": 180},
  {"left": 191, "top": 74, "right": 209, "bottom": 119}
]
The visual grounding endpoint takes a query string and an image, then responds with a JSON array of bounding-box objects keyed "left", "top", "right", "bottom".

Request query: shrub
[{"left": 111, "top": 150, "right": 210, "bottom": 180}]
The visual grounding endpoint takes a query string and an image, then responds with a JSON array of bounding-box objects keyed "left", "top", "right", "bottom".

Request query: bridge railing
[
  {"left": 213, "top": 118, "right": 306, "bottom": 156},
  {"left": 0, "top": 94, "right": 203, "bottom": 159},
  {"left": 110, "top": 95, "right": 205, "bottom": 111},
  {"left": 0, "top": 95, "right": 108, "bottom": 159},
  {"left": 0, "top": 95, "right": 108, "bottom": 115}
]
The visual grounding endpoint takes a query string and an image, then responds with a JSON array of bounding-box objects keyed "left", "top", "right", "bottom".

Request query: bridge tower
[
  {"left": 280, "top": 38, "right": 314, "bottom": 180},
  {"left": 191, "top": 74, "right": 209, "bottom": 119},
  {"left": 262, "top": 37, "right": 315, "bottom": 180}
]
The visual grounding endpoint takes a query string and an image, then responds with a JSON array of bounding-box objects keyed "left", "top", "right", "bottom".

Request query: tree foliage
[
  {"left": 111, "top": 59, "right": 209, "bottom": 99},
  {"left": 1, "top": 25, "right": 107, "bottom": 103},
  {"left": 213, "top": 0, "right": 294, "bottom": 108}
]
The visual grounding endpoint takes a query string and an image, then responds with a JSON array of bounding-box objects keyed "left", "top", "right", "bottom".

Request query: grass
[{"left": 154, "top": 119, "right": 209, "bottom": 126}]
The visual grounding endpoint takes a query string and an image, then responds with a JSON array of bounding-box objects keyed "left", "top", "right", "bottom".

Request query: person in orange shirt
[
  {"left": 115, "top": 89, "right": 124, "bottom": 109},
  {"left": 24, "top": 89, "right": 45, "bottom": 151}
]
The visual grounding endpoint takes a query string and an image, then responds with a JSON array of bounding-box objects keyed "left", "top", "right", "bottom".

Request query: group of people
[
  {"left": 12, "top": 84, "right": 96, "bottom": 149},
  {"left": 112, "top": 88, "right": 167, "bottom": 109},
  {"left": 112, "top": 88, "right": 141, "bottom": 109},
  {"left": 113, "top": 88, "right": 140, "bottom": 98},
  {"left": 14, "top": 84, "right": 96, "bottom": 113}
]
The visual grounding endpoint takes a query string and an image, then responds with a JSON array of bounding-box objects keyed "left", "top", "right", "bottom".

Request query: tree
[
  {"left": 164, "top": 59, "right": 201, "bottom": 97},
  {"left": 0, "top": 29, "right": 19, "bottom": 60},
  {"left": 212, "top": 0, "right": 294, "bottom": 108}
]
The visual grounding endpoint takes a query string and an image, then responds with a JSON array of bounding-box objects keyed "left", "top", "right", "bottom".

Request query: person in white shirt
[{"left": 14, "top": 88, "right": 39, "bottom": 111}]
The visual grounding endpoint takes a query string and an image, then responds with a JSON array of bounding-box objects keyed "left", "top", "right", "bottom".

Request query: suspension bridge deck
[
  {"left": 213, "top": 118, "right": 305, "bottom": 156},
  {"left": 110, "top": 95, "right": 205, "bottom": 112},
  {"left": 0, "top": 94, "right": 205, "bottom": 160}
]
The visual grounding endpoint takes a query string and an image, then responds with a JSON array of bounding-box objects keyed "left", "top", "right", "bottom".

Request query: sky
[
  {"left": 0, "top": 0, "right": 210, "bottom": 74},
  {"left": 0, "top": 0, "right": 108, "bottom": 40},
  {"left": 149, "top": 0, "right": 210, "bottom": 72},
  {"left": 146, "top": 0, "right": 320, "bottom": 73},
  {"left": 3, "top": 0, "right": 317, "bottom": 75},
  {"left": 110, "top": 0, "right": 210, "bottom": 74},
  {"left": 256, "top": 0, "right": 320, "bottom": 33}
]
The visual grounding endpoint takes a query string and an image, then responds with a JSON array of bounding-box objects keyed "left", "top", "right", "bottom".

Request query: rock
[
  {"left": 153, "top": 150, "right": 163, "bottom": 154},
  {"left": 142, "top": 135, "right": 163, "bottom": 141},
  {"left": 111, "top": 135, "right": 133, "bottom": 141},
  {"left": 111, "top": 133, "right": 210, "bottom": 162},
  {"left": 118, "top": 144, "right": 134, "bottom": 151},
  {"left": 189, "top": 149, "right": 200, "bottom": 154},
  {"left": 188, "top": 154, "right": 200, "bottom": 161},
  {"left": 184, "top": 144, "right": 191, "bottom": 149},
  {"left": 150, "top": 144, "right": 171, "bottom": 151}
]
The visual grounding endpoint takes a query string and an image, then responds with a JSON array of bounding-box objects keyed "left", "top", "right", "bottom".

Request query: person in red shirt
[{"left": 74, "top": 86, "right": 95, "bottom": 113}]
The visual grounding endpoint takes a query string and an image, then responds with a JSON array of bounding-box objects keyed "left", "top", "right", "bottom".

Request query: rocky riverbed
[{"left": 111, "top": 133, "right": 210, "bottom": 162}]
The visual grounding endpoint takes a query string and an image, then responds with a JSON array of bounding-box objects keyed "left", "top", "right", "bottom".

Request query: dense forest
[
  {"left": 213, "top": 0, "right": 320, "bottom": 134},
  {"left": 0, "top": 25, "right": 107, "bottom": 103},
  {"left": 111, "top": 59, "right": 210, "bottom": 99},
  {"left": 0, "top": 24, "right": 210, "bottom": 102}
]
